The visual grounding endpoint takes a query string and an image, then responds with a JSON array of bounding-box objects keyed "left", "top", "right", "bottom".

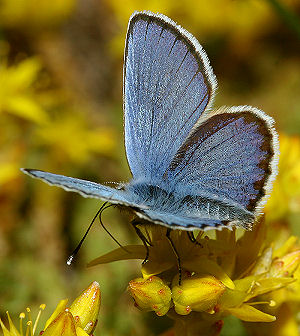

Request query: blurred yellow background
[{"left": 0, "top": 0, "right": 299, "bottom": 335}]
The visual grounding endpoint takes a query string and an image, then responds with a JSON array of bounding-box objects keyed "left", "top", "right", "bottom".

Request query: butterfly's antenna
[
  {"left": 66, "top": 202, "right": 108, "bottom": 265},
  {"left": 98, "top": 203, "right": 129, "bottom": 252}
]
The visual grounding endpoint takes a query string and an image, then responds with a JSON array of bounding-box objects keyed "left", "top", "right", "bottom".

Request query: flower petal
[
  {"left": 76, "top": 327, "right": 90, "bottom": 336},
  {"left": 250, "top": 247, "right": 273, "bottom": 275},
  {"left": 6, "top": 312, "right": 20, "bottom": 336},
  {"left": 273, "top": 236, "right": 299, "bottom": 258},
  {"left": 0, "top": 318, "right": 11, "bottom": 336},
  {"left": 269, "top": 251, "right": 300, "bottom": 277},
  {"left": 43, "top": 310, "right": 77, "bottom": 336},
  {"left": 44, "top": 299, "right": 68, "bottom": 330},
  {"left": 183, "top": 257, "right": 235, "bottom": 289},
  {"left": 87, "top": 245, "right": 145, "bottom": 267},
  {"left": 141, "top": 260, "right": 174, "bottom": 278},
  {"left": 246, "top": 277, "right": 295, "bottom": 300},
  {"left": 225, "top": 304, "right": 276, "bottom": 322}
]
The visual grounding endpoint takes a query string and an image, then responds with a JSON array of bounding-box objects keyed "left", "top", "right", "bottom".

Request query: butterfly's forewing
[
  {"left": 21, "top": 169, "right": 140, "bottom": 207},
  {"left": 164, "top": 106, "right": 279, "bottom": 216},
  {"left": 124, "top": 11, "right": 216, "bottom": 183}
]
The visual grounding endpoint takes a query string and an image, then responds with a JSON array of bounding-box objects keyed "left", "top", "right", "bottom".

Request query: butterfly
[{"left": 22, "top": 11, "right": 279, "bottom": 232}]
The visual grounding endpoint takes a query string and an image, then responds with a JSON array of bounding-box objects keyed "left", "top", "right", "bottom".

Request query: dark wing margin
[
  {"left": 123, "top": 11, "right": 217, "bottom": 183},
  {"left": 164, "top": 106, "right": 279, "bottom": 216}
]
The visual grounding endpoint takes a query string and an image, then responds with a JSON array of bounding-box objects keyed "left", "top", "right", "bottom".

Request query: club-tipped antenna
[
  {"left": 67, "top": 201, "right": 129, "bottom": 265},
  {"left": 67, "top": 202, "right": 108, "bottom": 265}
]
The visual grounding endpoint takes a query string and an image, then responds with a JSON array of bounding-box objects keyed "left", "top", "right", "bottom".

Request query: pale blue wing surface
[
  {"left": 124, "top": 11, "right": 216, "bottom": 182},
  {"left": 21, "top": 169, "right": 140, "bottom": 207},
  {"left": 164, "top": 106, "right": 278, "bottom": 215}
]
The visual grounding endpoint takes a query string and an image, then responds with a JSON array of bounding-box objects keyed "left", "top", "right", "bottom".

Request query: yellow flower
[
  {"left": 266, "top": 134, "right": 300, "bottom": 223},
  {"left": 42, "top": 310, "right": 81, "bottom": 336},
  {"left": 105, "top": 0, "right": 295, "bottom": 58},
  {"left": 35, "top": 113, "right": 116, "bottom": 163},
  {"left": 89, "top": 219, "right": 300, "bottom": 334},
  {"left": 0, "top": 0, "right": 75, "bottom": 30},
  {"left": 0, "top": 281, "right": 101, "bottom": 336},
  {"left": 0, "top": 52, "right": 118, "bottom": 187},
  {"left": 0, "top": 56, "right": 49, "bottom": 124},
  {"left": 0, "top": 305, "right": 46, "bottom": 336}
]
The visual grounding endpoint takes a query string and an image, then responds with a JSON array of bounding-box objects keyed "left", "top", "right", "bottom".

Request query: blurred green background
[{"left": 0, "top": 0, "right": 299, "bottom": 335}]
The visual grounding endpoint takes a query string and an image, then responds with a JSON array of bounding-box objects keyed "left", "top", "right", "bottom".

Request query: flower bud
[
  {"left": 128, "top": 276, "right": 172, "bottom": 316},
  {"left": 269, "top": 251, "right": 300, "bottom": 277},
  {"left": 69, "top": 281, "right": 101, "bottom": 334},
  {"left": 172, "top": 274, "right": 226, "bottom": 315}
]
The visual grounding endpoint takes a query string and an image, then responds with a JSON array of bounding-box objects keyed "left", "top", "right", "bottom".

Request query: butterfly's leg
[
  {"left": 166, "top": 229, "right": 182, "bottom": 285},
  {"left": 187, "top": 231, "right": 203, "bottom": 247},
  {"left": 132, "top": 219, "right": 152, "bottom": 264}
]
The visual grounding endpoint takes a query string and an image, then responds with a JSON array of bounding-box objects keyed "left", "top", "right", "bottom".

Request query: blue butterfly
[{"left": 22, "top": 11, "right": 279, "bottom": 232}]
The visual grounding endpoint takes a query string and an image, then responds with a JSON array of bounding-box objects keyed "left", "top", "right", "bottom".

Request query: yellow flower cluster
[
  {"left": 105, "top": 0, "right": 298, "bottom": 58},
  {"left": 0, "top": 56, "right": 48, "bottom": 124},
  {"left": 0, "top": 282, "right": 101, "bottom": 336},
  {"left": 0, "top": 0, "right": 75, "bottom": 29},
  {"left": 90, "top": 220, "right": 300, "bottom": 334},
  {"left": 0, "top": 54, "right": 116, "bottom": 187},
  {"left": 86, "top": 133, "right": 300, "bottom": 335},
  {"left": 0, "top": 55, "right": 48, "bottom": 186}
]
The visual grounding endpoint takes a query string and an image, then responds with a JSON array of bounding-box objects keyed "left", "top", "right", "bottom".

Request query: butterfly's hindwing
[{"left": 164, "top": 106, "right": 278, "bottom": 215}]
